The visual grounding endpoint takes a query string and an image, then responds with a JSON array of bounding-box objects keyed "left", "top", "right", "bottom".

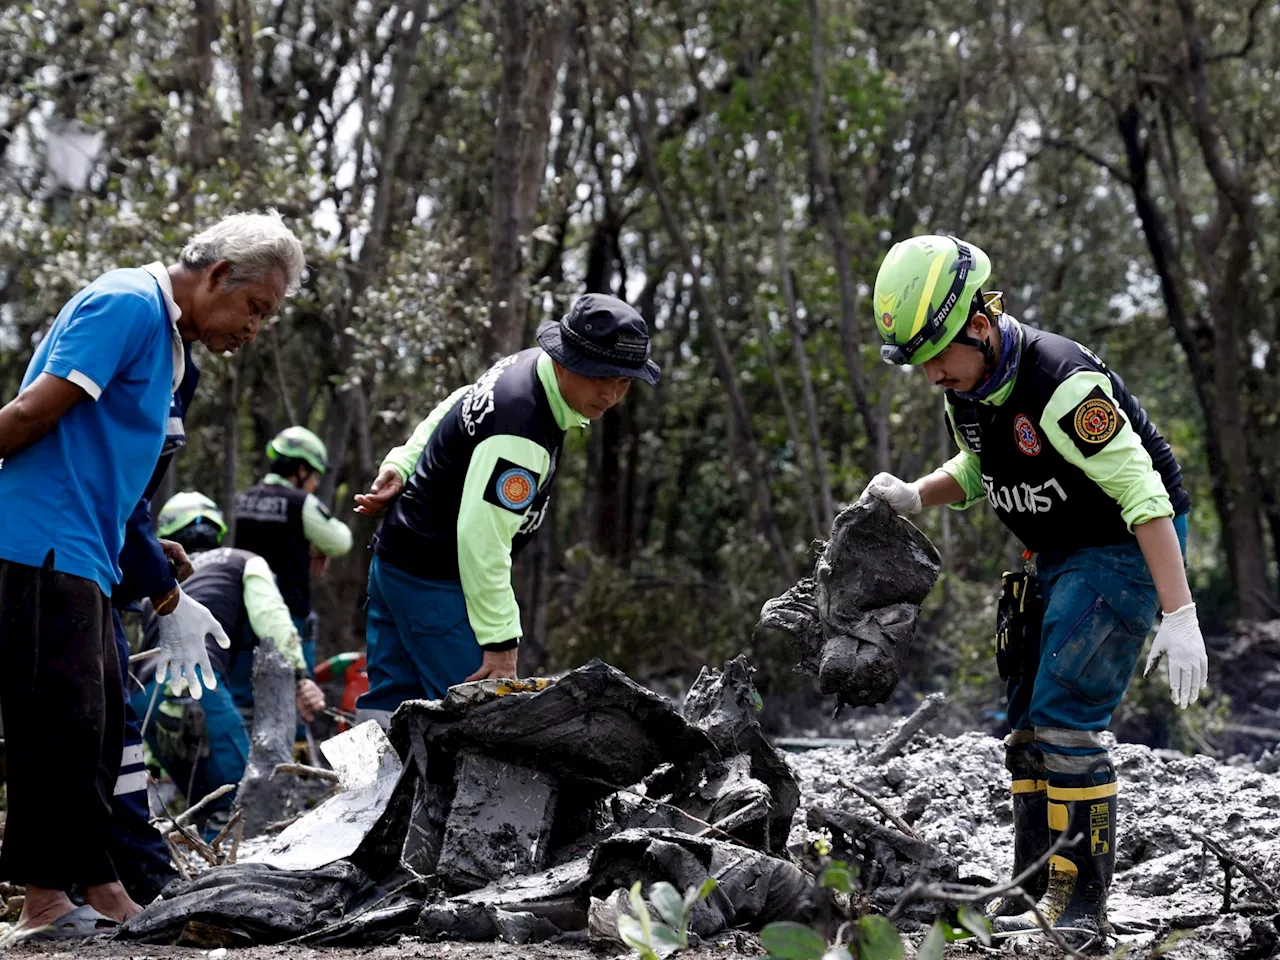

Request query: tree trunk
[
  {"left": 485, "top": 0, "right": 570, "bottom": 358},
  {"left": 630, "top": 89, "right": 796, "bottom": 583},
  {"left": 805, "top": 0, "right": 884, "bottom": 472},
  {"left": 754, "top": 305, "right": 823, "bottom": 539},
  {"left": 221, "top": 361, "right": 241, "bottom": 540}
]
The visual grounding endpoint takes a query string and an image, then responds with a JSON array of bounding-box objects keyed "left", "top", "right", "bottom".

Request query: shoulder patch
[
  {"left": 483, "top": 458, "right": 541, "bottom": 513},
  {"left": 1057, "top": 385, "right": 1126, "bottom": 457}
]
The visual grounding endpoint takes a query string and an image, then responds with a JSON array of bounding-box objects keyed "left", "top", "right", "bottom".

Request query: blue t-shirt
[{"left": 0, "top": 268, "right": 175, "bottom": 595}]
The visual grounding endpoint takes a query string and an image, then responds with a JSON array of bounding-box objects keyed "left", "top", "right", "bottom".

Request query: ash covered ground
[{"left": 12, "top": 728, "right": 1279, "bottom": 960}]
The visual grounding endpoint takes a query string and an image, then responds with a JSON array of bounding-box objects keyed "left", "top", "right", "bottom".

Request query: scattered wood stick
[
  {"left": 1201, "top": 833, "right": 1279, "bottom": 908},
  {"left": 870, "top": 692, "right": 946, "bottom": 764},
  {"left": 228, "top": 816, "right": 244, "bottom": 863},
  {"left": 166, "top": 828, "right": 218, "bottom": 866},
  {"left": 271, "top": 762, "right": 340, "bottom": 783},
  {"left": 210, "top": 808, "right": 243, "bottom": 858},
  {"left": 163, "top": 834, "right": 193, "bottom": 881},
  {"left": 837, "top": 778, "right": 920, "bottom": 838},
  {"left": 695, "top": 798, "right": 769, "bottom": 838},
  {"left": 888, "top": 831, "right": 1090, "bottom": 958},
  {"left": 175, "top": 783, "right": 237, "bottom": 826},
  {"left": 128, "top": 647, "right": 163, "bottom": 663}
]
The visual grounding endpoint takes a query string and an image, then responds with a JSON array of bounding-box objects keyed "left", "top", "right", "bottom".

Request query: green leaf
[
  {"left": 857, "top": 916, "right": 904, "bottom": 960},
  {"left": 629, "top": 881, "right": 652, "bottom": 944},
  {"left": 819, "top": 862, "right": 855, "bottom": 894},
  {"left": 648, "top": 922, "right": 684, "bottom": 958},
  {"left": 956, "top": 905, "right": 993, "bottom": 946},
  {"left": 617, "top": 913, "right": 652, "bottom": 956},
  {"left": 916, "top": 921, "right": 946, "bottom": 960},
  {"left": 648, "top": 881, "right": 683, "bottom": 928},
  {"left": 759, "top": 920, "right": 828, "bottom": 960}
]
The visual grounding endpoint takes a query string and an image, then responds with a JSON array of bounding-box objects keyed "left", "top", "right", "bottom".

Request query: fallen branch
[
  {"left": 210, "top": 808, "right": 243, "bottom": 859},
  {"left": 809, "top": 806, "right": 940, "bottom": 865},
  {"left": 870, "top": 693, "right": 946, "bottom": 764},
  {"left": 176, "top": 783, "right": 237, "bottom": 826},
  {"left": 837, "top": 778, "right": 919, "bottom": 839},
  {"left": 1200, "top": 833, "right": 1279, "bottom": 910},
  {"left": 166, "top": 829, "right": 217, "bottom": 866},
  {"left": 163, "top": 834, "right": 194, "bottom": 881},
  {"left": 695, "top": 798, "right": 769, "bottom": 838},
  {"left": 271, "top": 762, "right": 340, "bottom": 783},
  {"left": 228, "top": 816, "right": 244, "bottom": 863},
  {"left": 888, "top": 831, "right": 1090, "bottom": 959}
]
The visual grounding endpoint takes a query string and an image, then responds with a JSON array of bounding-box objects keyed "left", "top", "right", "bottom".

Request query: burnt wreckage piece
[
  {"left": 758, "top": 498, "right": 941, "bottom": 706},
  {"left": 123, "top": 659, "right": 816, "bottom": 946}
]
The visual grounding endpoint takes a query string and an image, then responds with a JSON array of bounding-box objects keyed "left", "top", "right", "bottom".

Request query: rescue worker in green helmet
[
  {"left": 234, "top": 426, "right": 353, "bottom": 675},
  {"left": 862, "top": 235, "right": 1207, "bottom": 944},
  {"left": 133, "top": 492, "right": 325, "bottom": 835}
]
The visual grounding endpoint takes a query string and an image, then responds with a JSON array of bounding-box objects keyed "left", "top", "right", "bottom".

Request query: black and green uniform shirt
[
  {"left": 941, "top": 320, "right": 1189, "bottom": 553},
  {"left": 136, "top": 547, "right": 306, "bottom": 685},
  {"left": 373, "top": 348, "right": 589, "bottom": 647}
]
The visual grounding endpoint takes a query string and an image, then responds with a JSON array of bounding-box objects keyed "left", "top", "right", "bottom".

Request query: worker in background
[
  {"left": 351, "top": 294, "right": 660, "bottom": 728},
  {"left": 234, "top": 426, "right": 353, "bottom": 676},
  {"left": 862, "top": 234, "right": 1205, "bottom": 945},
  {"left": 0, "top": 211, "right": 304, "bottom": 939},
  {"left": 132, "top": 492, "right": 325, "bottom": 834}
]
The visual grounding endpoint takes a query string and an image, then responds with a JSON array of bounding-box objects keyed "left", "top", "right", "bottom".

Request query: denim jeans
[
  {"left": 355, "top": 555, "right": 485, "bottom": 714},
  {"left": 1006, "top": 514, "right": 1188, "bottom": 779}
]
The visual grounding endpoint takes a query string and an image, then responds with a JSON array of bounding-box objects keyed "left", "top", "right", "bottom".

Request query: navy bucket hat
[{"left": 536, "top": 294, "right": 661, "bottom": 384}]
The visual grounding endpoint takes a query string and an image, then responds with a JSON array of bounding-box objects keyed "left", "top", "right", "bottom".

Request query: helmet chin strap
[{"left": 950, "top": 326, "right": 996, "bottom": 375}]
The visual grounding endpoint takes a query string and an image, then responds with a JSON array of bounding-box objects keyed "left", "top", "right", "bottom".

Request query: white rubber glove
[
  {"left": 1143, "top": 602, "right": 1209, "bottom": 709},
  {"left": 860, "top": 472, "right": 923, "bottom": 515},
  {"left": 154, "top": 589, "right": 231, "bottom": 701}
]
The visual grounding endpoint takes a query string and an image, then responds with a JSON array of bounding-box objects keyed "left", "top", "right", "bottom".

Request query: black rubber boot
[
  {"left": 993, "top": 760, "right": 1116, "bottom": 947},
  {"left": 987, "top": 742, "right": 1050, "bottom": 917}
]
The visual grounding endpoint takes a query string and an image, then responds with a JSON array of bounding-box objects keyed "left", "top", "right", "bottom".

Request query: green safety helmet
[
  {"left": 157, "top": 491, "right": 227, "bottom": 541},
  {"left": 266, "top": 425, "right": 328, "bottom": 474},
  {"left": 873, "top": 234, "right": 993, "bottom": 366}
]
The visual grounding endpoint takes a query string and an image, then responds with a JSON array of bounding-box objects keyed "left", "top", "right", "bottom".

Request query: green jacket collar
[
  {"left": 537, "top": 351, "right": 590, "bottom": 431},
  {"left": 263, "top": 473, "right": 295, "bottom": 488}
]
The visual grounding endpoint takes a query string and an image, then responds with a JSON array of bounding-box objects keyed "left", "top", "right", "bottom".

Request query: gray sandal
[{"left": 6, "top": 904, "right": 119, "bottom": 943}]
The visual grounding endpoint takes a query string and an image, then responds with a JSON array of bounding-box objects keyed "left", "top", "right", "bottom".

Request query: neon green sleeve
[
  {"left": 456, "top": 434, "right": 551, "bottom": 646},
  {"left": 940, "top": 400, "right": 986, "bottom": 510},
  {"left": 242, "top": 555, "right": 306, "bottom": 672},
  {"left": 1039, "top": 371, "right": 1173, "bottom": 529},
  {"left": 380, "top": 384, "right": 472, "bottom": 481},
  {"left": 302, "top": 493, "right": 353, "bottom": 556}
]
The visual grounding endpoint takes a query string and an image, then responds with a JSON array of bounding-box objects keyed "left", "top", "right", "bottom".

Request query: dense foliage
[{"left": 2, "top": 0, "right": 1275, "bottom": 724}]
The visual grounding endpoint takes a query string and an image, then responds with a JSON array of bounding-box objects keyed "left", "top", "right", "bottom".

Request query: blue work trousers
[
  {"left": 1007, "top": 513, "right": 1187, "bottom": 781},
  {"left": 109, "top": 611, "right": 178, "bottom": 902},
  {"left": 356, "top": 555, "right": 483, "bottom": 713},
  {"left": 130, "top": 672, "right": 250, "bottom": 827}
]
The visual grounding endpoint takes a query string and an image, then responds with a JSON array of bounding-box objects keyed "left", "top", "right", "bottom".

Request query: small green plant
[
  {"left": 758, "top": 843, "right": 993, "bottom": 960},
  {"left": 616, "top": 877, "right": 719, "bottom": 959}
]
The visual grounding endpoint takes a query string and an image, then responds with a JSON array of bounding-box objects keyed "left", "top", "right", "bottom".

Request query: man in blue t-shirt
[{"left": 0, "top": 211, "right": 305, "bottom": 940}]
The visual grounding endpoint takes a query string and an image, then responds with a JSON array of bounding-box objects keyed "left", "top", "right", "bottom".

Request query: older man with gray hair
[{"left": 0, "top": 210, "right": 304, "bottom": 940}]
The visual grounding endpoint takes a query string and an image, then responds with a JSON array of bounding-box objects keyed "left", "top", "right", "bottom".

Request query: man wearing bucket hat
[
  {"left": 351, "top": 293, "right": 659, "bottom": 726},
  {"left": 861, "top": 234, "right": 1204, "bottom": 944}
]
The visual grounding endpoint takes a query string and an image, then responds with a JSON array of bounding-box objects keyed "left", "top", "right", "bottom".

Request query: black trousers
[{"left": 0, "top": 555, "right": 122, "bottom": 889}]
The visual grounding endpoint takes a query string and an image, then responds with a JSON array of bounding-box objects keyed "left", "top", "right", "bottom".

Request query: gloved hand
[
  {"left": 860, "top": 472, "right": 923, "bottom": 515},
  {"left": 1143, "top": 601, "right": 1209, "bottom": 709},
  {"left": 154, "top": 589, "right": 231, "bottom": 700}
]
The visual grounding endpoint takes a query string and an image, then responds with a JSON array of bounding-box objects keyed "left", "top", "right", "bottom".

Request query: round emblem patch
[
  {"left": 495, "top": 468, "right": 536, "bottom": 510},
  {"left": 880, "top": 312, "right": 895, "bottom": 331},
  {"left": 1073, "top": 398, "right": 1118, "bottom": 445},
  {"left": 1013, "top": 413, "right": 1041, "bottom": 456}
]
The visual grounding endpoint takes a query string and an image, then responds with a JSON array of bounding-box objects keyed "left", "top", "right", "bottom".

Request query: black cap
[{"left": 536, "top": 294, "right": 661, "bottom": 384}]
